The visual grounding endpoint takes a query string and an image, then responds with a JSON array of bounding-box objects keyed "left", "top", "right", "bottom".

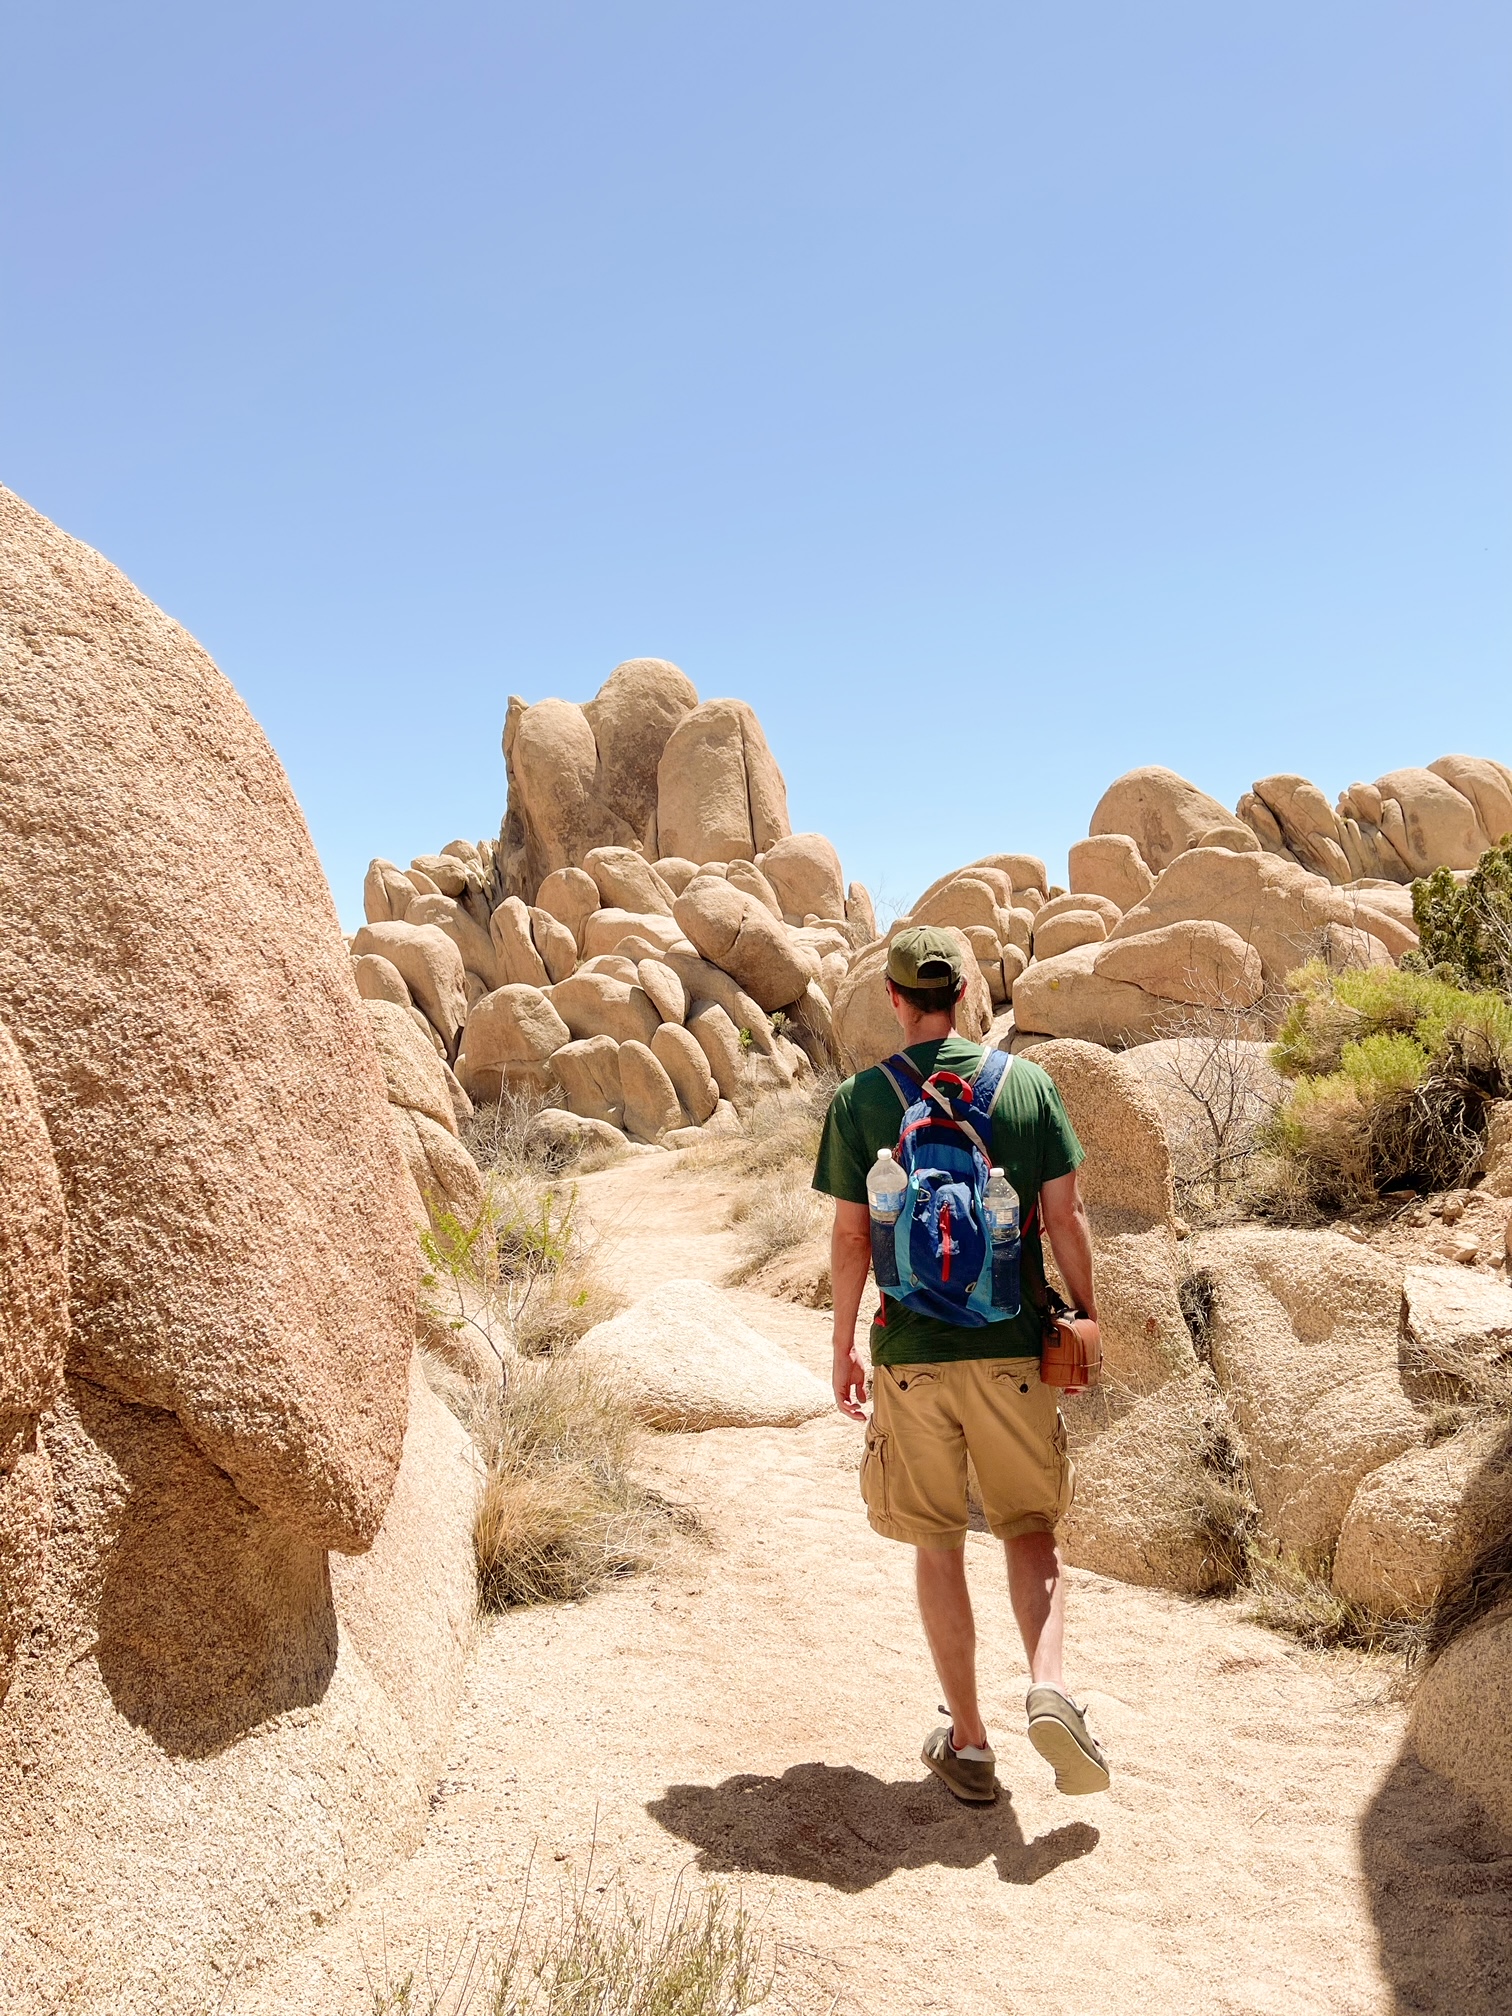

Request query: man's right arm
[{"left": 830, "top": 1199, "right": 872, "bottom": 1420}]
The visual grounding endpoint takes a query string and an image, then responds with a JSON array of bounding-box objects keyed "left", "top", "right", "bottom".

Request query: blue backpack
[{"left": 873, "top": 1048, "right": 1021, "bottom": 1327}]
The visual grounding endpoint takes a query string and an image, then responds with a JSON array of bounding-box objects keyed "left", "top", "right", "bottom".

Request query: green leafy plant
[
  {"left": 421, "top": 1180, "right": 596, "bottom": 1366},
  {"left": 1407, "top": 836, "right": 1512, "bottom": 995},
  {"left": 1252, "top": 962, "right": 1512, "bottom": 1216}
]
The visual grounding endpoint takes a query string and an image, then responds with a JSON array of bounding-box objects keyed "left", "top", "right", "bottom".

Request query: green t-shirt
[{"left": 811, "top": 1035, "right": 1084, "bottom": 1366}]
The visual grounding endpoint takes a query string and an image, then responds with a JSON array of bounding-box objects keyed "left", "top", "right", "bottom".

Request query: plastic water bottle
[
  {"left": 866, "top": 1147, "right": 907, "bottom": 1288},
  {"left": 982, "top": 1166, "right": 1021, "bottom": 1315}
]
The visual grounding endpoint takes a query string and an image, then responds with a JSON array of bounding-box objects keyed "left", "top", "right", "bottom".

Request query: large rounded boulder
[{"left": 0, "top": 484, "right": 413, "bottom": 1554}]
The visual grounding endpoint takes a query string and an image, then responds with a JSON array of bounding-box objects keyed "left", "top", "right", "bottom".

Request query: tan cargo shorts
[{"left": 860, "top": 1357, "right": 1073, "bottom": 1549}]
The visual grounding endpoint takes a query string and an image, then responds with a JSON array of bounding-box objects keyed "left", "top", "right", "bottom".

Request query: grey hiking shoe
[
  {"left": 1026, "top": 1685, "right": 1111, "bottom": 1795},
  {"left": 921, "top": 1722, "right": 998, "bottom": 1803}
]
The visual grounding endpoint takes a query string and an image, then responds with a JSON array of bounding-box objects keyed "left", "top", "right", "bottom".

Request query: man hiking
[{"left": 812, "top": 926, "right": 1109, "bottom": 1804}]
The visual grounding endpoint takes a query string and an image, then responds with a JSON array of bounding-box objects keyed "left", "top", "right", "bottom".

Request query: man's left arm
[{"left": 1038, "top": 1170, "right": 1097, "bottom": 1319}]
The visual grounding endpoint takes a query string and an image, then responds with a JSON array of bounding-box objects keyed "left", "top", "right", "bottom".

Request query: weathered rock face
[
  {"left": 363, "top": 1000, "right": 462, "bottom": 1135},
  {"left": 1188, "top": 1228, "right": 1421, "bottom": 1562},
  {"left": 1090, "top": 768, "right": 1235, "bottom": 874},
  {"left": 581, "top": 658, "right": 700, "bottom": 856},
  {"left": 1105, "top": 848, "right": 1403, "bottom": 988},
  {"left": 1060, "top": 1369, "right": 1248, "bottom": 1595},
  {"left": 673, "top": 878, "right": 818, "bottom": 1012},
  {"left": 761, "top": 833, "right": 846, "bottom": 925},
  {"left": 553, "top": 1035, "right": 626, "bottom": 1126},
  {"left": 1332, "top": 1423, "right": 1512, "bottom": 1617},
  {"left": 1410, "top": 1592, "right": 1512, "bottom": 1839},
  {"left": 656, "top": 699, "right": 792, "bottom": 864},
  {"left": 651, "top": 1023, "right": 719, "bottom": 1123},
  {"left": 1028, "top": 1041, "right": 1194, "bottom": 1392},
  {"left": 351, "top": 920, "right": 470, "bottom": 1058},
  {"left": 0, "top": 1024, "right": 68, "bottom": 1704},
  {"left": 1240, "top": 755, "right": 1512, "bottom": 884},
  {"left": 0, "top": 489, "right": 475, "bottom": 2011},
  {"left": 497, "top": 660, "right": 699, "bottom": 899},
  {"left": 0, "top": 485, "right": 413, "bottom": 1555},
  {"left": 618, "top": 1040, "right": 684, "bottom": 1142},
  {"left": 1068, "top": 834, "right": 1155, "bottom": 913},
  {"left": 454, "top": 984, "right": 571, "bottom": 1102},
  {"left": 583, "top": 845, "right": 677, "bottom": 917}
]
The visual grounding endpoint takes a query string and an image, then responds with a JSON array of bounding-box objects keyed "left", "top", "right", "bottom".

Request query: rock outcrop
[
  {"left": 576, "top": 1279, "right": 832, "bottom": 1428},
  {"left": 0, "top": 487, "right": 475, "bottom": 2010},
  {"left": 365, "top": 666, "right": 875, "bottom": 1147}
]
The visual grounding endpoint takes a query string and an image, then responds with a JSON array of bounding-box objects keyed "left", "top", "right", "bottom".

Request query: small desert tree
[{"left": 1407, "top": 836, "right": 1512, "bottom": 997}]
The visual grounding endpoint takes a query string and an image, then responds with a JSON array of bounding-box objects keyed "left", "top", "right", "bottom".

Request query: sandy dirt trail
[{"left": 239, "top": 1157, "right": 1510, "bottom": 2016}]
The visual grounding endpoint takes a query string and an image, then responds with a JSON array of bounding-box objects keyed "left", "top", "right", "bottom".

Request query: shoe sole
[
  {"left": 920, "top": 1743, "right": 998, "bottom": 1803},
  {"left": 1027, "top": 1714, "right": 1111, "bottom": 1795}
]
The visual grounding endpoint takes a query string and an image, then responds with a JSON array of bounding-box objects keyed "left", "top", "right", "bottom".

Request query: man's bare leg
[
  {"left": 1005, "top": 1531, "right": 1066, "bottom": 1687},
  {"left": 915, "top": 1546, "right": 988, "bottom": 1748}
]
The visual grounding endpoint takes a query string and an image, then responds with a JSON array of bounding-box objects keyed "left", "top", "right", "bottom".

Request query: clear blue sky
[{"left": 4, "top": 2, "right": 1508, "bottom": 926}]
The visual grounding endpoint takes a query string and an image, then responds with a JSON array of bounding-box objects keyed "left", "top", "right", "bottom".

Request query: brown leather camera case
[{"left": 1040, "top": 1312, "right": 1102, "bottom": 1391}]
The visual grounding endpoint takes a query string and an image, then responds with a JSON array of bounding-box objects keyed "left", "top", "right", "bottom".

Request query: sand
[{"left": 234, "top": 1152, "right": 1512, "bottom": 2016}]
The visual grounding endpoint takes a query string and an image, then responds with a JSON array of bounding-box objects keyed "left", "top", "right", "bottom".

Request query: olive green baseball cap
[{"left": 887, "top": 925, "right": 964, "bottom": 989}]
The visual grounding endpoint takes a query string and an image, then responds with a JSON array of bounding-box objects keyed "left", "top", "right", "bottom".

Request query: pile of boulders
[
  {"left": 857, "top": 757, "right": 1509, "bottom": 1059},
  {"left": 1034, "top": 1042, "right": 1512, "bottom": 1624},
  {"left": 354, "top": 661, "right": 878, "bottom": 1178}
]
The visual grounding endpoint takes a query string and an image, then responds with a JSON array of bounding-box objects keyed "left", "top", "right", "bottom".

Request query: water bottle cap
[
  {"left": 989, "top": 1165, "right": 1004, "bottom": 1177},
  {"left": 877, "top": 1147, "right": 893, "bottom": 1161}
]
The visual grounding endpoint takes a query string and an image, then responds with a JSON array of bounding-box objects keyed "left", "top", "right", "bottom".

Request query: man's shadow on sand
[{"left": 647, "top": 1761, "right": 1098, "bottom": 1893}]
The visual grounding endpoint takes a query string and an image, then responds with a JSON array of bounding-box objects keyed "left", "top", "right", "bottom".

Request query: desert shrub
[
  {"left": 1406, "top": 836, "right": 1512, "bottom": 995},
  {"left": 423, "top": 1176, "right": 623, "bottom": 1364},
  {"left": 367, "top": 1874, "right": 770, "bottom": 2016},
  {"left": 1250, "top": 962, "right": 1512, "bottom": 1215},
  {"left": 470, "top": 1355, "right": 686, "bottom": 1609}
]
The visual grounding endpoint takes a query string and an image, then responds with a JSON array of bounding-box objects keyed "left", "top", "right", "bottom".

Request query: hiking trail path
[{"left": 239, "top": 1155, "right": 1509, "bottom": 2016}]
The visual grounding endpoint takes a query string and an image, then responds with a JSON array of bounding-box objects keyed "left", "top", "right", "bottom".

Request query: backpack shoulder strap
[
  {"left": 973, "top": 1048, "right": 1012, "bottom": 1115},
  {"left": 878, "top": 1051, "right": 925, "bottom": 1114},
  {"left": 953, "top": 1048, "right": 1013, "bottom": 1161}
]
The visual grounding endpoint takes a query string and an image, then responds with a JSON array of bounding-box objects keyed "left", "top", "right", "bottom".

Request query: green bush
[
  {"left": 1254, "top": 962, "right": 1512, "bottom": 1215},
  {"left": 1407, "top": 836, "right": 1512, "bottom": 995}
]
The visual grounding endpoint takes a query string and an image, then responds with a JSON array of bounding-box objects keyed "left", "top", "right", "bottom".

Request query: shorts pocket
[
  {"left": 1052, "top": 1412, "right": 1075, "bottom": 1519},
  {"left": 860, "top": 1427, "right": 890, "bottom": 1519}
]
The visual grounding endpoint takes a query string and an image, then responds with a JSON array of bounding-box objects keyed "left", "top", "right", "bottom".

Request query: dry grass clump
[
  {"left": 1241, "top": 1547, "right": 1423, "bottom": 1657},
  {"left": 367, "top": 1872, "right": 771, "bottom": 2016},
  {"left": 465, "top": 1086, "right": 629, "bottom": 1179},
  {"left": 726, "top": 1182, "right": 828, "bottom": 1285},
  {"left": 469, "top": 1355, "right": 688, "bottom": 1610},
  {"left": 1246, "top": 962, "right": 1512, "bottom": 1219},
  {"left": 1189, "top": 1406, "right": 1260, "bottom": 1593},
  {"left": 685, "top": 1071, "right": 838, "bottom": 1283}
]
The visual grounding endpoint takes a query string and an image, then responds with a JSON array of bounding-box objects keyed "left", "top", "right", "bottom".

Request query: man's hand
[{"left": 833, "top": 1338, "right": 870, "bottom": 1420}]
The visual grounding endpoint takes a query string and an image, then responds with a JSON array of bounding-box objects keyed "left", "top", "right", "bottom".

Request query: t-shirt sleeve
[
  {"left": 812, "top": 1082, "right": 869, "bottom": 1204},
  {"left": 1037, "top": 1074, "right": 1085, "bottom": 1183}
]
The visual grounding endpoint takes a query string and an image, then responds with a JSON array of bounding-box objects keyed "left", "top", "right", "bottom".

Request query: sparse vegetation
[
  {"left": 422, "top": 1173, "right": 624, "bottom": 1369},
  {"left": 366, "top": 1872, "right": 771, "bottom": 2016},
  {"left": 1241, "top": 1546, "right": 1422, "bottom": 1656},
  {"left": 465, "top": 1086, "right": 629, "bottom": 1179},
  {"left": 688, "top": 1071, "right": 838, "bottom": 1287},
  {"left": 467, "top": 1353, "right": 691, "bottom": 1609},
  {"left": 1406, "top": 836, "right": 1512, "bottom": 996},
  {"left": 1247, "top": 962, "right": 1512, "bottom": 1217}
]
